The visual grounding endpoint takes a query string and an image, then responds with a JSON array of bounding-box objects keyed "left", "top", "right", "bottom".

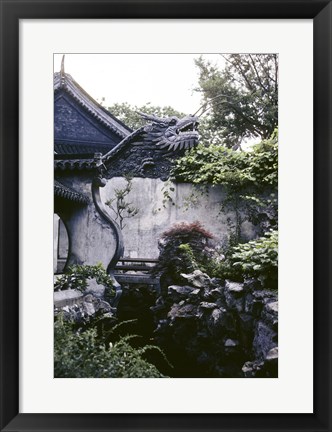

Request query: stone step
[{"left": 54, "top": 289, "right": 83, "bottom": 308}]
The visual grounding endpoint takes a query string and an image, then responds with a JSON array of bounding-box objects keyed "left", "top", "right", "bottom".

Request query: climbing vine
[
  {"left": 172, "top": 131, "right": 278, "bottom": 242},
  {"left": 105, "top": 175, "right": 139, "bottom": 230}
]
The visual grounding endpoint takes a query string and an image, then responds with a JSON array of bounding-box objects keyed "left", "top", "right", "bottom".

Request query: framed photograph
[{"left": 1, "top": 1, "right": 331, "bottom": 431}]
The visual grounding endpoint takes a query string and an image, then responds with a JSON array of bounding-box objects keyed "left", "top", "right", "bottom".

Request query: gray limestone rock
[
  {"left": 266, "top": 301, "right": 278, "bottom": 314},
  {"left": 199, "top": 302, "right": 218, "bottom": 310},
  {"left": 266, "top": 346, "right": 278, "bottom": 361},
  {"left": 239, "top": 313, "right": 254, "bottom": 332},
  {"left": 253, "top": 321, "right": 277, "bottom": 359},
  {"left": 224, "top": 338, "right": 239, "bottom": 347},
  {"left": 55, "top": 292, "right": 113, "bottom": 322},
  {"left": 211, "top": 277, "right": 223, "bottom": 286},
  {"left": 180, "top": 270, "right": 211, "bottom": 289},
  {"left": 168, "top": 302, "right": 197, "bottom": 320},
  {"left": 85, "top": 277, "right": 105, "bottom": 298},
  {"left": 225, "top": 280, "right": 244, "bottom": 293},
  {"left": 207, "top": 307, "right": 228, "bottom": 337},
  {"left": 252, "top": 289, "right": 277, "bottom": 301},
  {"left": 243, "top": 277, "right": 263, "bottom": 291},
  {"left": 83, "top": 294, "right": 112, "bottom": 315},
  {"left": 82, "top": 299, "right": 96, "bottom": 316},
  {"left": 187, "top": 288, "right": 202, "bottom": 302},
  {"left": 224, "top": 280, "right": 245, "bottom": 312},
  {"left": 150, "top": 275, "right": 278, "bottom": 378},
  {"left": 263, "top": 301, "right": 278, "bottom": 327},
  {"left": 242, "top": 360, "right": 264, "bottom": 378},
  {"left": 208, "top": 287, "right": 224, "bottom": 301},
  {"left": 245, "top": 290, "right": 277, "bottom": 317},
  {"left": 168, "top": 285, "right": 197, "bottom": 302}
]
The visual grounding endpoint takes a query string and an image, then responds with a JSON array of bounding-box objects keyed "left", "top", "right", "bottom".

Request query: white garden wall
[{"left": 101, "top": 177, "right": 257, "bottom": 258}]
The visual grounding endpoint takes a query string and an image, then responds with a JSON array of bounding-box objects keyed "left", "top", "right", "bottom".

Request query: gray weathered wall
[
  {"left": 101, "top": 177, "right": 256, "bottom": 258},
  {"left": 55, "top": 173, "right": 119, "bottom": 271}
]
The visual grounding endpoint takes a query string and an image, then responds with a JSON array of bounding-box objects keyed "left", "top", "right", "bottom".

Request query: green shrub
[
  {"left": 178, "top": 243, "right": 199, "bottom": 272},
  {"left": 213, "top": 230, "right": 278, "bottom": 289},
  {"left": 54, "top": 263, "right": 114, "bottom": 295},
  {"left": 54, "top": 316, "right": 167, "bottom": 378}
]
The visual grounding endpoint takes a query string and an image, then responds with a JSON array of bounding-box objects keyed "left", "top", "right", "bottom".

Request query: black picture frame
[{"left": 1, "top": 1, "right": 331, "bottom": 431}]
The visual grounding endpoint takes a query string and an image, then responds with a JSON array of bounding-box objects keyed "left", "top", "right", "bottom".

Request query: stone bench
[{"left": 114, "top": 257, "right": 160, "bottom": 294}]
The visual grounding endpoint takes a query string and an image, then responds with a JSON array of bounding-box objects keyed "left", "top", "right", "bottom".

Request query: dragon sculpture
[
  {"left": 101, "top": 112, "right": 200, "bottom": 165},
  {"left": 137, "top": 112, "right": 200, "bottom": 151}
]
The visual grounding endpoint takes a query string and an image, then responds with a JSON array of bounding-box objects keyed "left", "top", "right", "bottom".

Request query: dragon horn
[
  {"left": 193, "top": 94, "right": 235, "bottom": 117},
  {"left": 137, "top": 111, "right": 162, "bottom": 122}
]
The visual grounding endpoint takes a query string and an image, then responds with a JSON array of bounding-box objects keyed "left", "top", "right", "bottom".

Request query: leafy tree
[
  {"left": 107, "top": 102, "right": 184, "bottom": 130},
  {"left": 195, "top": 54, "right": 278, "bottom": 148}
]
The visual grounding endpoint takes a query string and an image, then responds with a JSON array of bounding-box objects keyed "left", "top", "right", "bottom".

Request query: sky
[{"left": 54, "top": 53, "right": 225, "bottom": 115}]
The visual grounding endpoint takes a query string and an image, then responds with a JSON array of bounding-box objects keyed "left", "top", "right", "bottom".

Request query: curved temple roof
[
  {"left": 54, "top": 71, "right": 131, "bottom": 140},
  {"left": 54, "top": 157, "right": 96, "bottom": 171},
  {"left": 54, "top": 180, "right": 90, "bottom": 204}
]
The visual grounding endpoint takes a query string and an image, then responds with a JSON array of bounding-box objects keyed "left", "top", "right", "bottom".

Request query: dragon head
[{"left": 139, "top": 112, "right": 200, "bottom": 151}]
